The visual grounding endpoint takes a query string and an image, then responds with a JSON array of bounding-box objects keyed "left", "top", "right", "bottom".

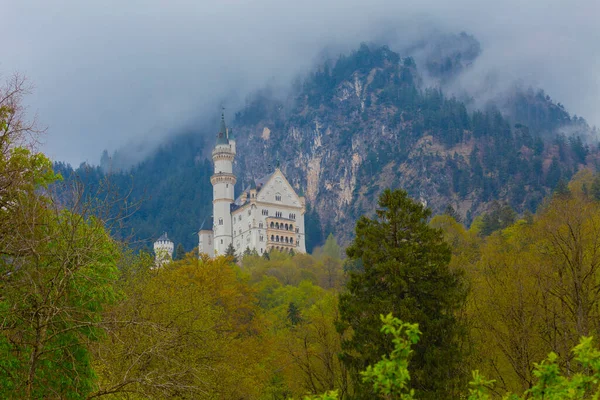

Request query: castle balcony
[
  {"left": 265, "top": 216, "right": 297, "bottom": 232},
  {"left": 266, "top": 231, "right": 299, "bottom": 249},
  {"left": 212, "top": 145, "right": 236, "bottom": 159},
  {"left": 210, "top": 172, "right": 237, "bottom": 185}
]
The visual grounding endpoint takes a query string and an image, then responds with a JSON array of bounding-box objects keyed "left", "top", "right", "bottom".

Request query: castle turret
[
  {"left": 211, "top": 112, "right": 236, "bottom": 255},
  {"left": 154, "top": 232, "right": 174, "bottom": 266}
]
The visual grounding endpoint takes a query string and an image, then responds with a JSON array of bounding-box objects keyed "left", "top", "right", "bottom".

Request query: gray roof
[
  {"left": 234, "top": 172, "right": 274, "bottom": 205},
  {"left": 157, "top": 232, "right": 172, "bottom": 242},
  {"left": 216, "top": 112, "right": 229, "bottom": 145},
  {"left": 199, "top": 217, "right": 213, "bottom": 231}
]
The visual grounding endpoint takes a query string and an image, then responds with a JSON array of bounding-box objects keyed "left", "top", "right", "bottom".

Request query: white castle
[{"left": 197, "top": 113, "right": 307, "bottom": 257}]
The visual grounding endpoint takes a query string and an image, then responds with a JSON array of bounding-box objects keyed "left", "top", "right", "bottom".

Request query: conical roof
[{"left": 216, "top": 112, "right": 229, "bottom": 145}]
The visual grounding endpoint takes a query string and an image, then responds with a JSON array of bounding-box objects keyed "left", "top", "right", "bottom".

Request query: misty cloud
[{"left": 2, "top": 0, "right": 599, "bottom": 165}]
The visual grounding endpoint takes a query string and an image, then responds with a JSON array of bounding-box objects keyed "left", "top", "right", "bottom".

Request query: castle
[
  {"left": 198, "top": 113, "right": 307, "bottom": 257},
  {"left": 154, "top": 113, "right": 307, "bottom": 261}
]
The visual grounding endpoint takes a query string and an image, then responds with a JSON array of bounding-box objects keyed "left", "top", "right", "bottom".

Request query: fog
[{"left": 2, "top": 0, "right": 598, "bottom": 165}]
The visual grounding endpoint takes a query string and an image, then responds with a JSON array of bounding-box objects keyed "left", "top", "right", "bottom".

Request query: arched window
[
  {"left": 276, "top": 222, "right": 280, "bottom": 229},
  {"left": 285, "top": 223, "right": 289, "bottom": 230},
  {"left": 290, "top": 224, "right": 294, "bottom": 231},
  {"left": 271, "top": 235, "right": 274, "bottom": 241},
  {"left": 270, "top": 222, "right": 274, "bottom": 228},
  {"left": 285, "top": 237, "right": 289, "bottom": 243},
  {"left": 276, "top": 236, "right": 280, "bottom": 242},
  {"left": 259, "top": 222, "right": 263, "bottom": 228},
  {"left": 219, "top": 218, "right": 223, "bottom": 225}
]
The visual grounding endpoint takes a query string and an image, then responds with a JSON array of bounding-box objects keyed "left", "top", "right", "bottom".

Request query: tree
[
  {"left": 174, "top": 243, "right": 186, "bottom": 260},
  {"left": 225, "top": 242, "right": 237, "bottom": 262},
  {"left": 0, "top": 75, "right": 121, "bottom": 399},
  {"left": 287, "top": 302, "right": 302, "bottom": 326},
  {"left": 338, "top": 188, "right": 467, "bottom": 399}
]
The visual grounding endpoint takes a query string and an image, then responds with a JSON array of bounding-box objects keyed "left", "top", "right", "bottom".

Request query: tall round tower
[{"left": 211, "top": 112, "right": 236, "bottom": 255}]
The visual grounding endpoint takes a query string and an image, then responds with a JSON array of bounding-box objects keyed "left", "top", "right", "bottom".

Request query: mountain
[{"left": 55, "top": 39, "right": 599, "bottom": 252}]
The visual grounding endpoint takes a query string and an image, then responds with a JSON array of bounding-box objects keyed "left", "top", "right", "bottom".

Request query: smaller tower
[{"left": 154, "top": 232, "right": 174, "bottom": 267}]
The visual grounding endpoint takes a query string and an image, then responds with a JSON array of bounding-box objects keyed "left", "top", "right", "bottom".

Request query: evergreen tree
[
  {"left": 338, "top": 189, "right": 467, "bottom": 399},
  {"left": 225, "top": 243, "right": 237, "bottom": 262},
  {"left": 174, "top": 243, "right": 185, "bottom": 260},
  {"left": 287, "top": 302, "right": 302, "bottom": 326},
  {"left": 322, "top": 233, "right": 342, "bottom": 260}
]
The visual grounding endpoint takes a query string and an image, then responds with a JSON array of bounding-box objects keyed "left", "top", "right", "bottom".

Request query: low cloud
[{"left": 2, "top": 0, "right": 598, "bottom": 165}]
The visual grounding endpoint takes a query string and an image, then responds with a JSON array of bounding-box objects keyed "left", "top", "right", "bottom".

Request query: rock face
[{"left": 230, "top": 43, "right": 597, "bottom": 245}]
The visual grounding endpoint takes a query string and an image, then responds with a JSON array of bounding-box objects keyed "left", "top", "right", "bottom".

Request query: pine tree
[
  {"left": 225, "top": 243, "right": 237, "bottom": 262},
  {"left": 174, "top": 243, "right": 185, "bottom": 260},
  {"left": 287, "top": 302, "right": 302, "bottom": 326},
  {"left": 338, "top": 188, "right": 467, "bottom": 399}
]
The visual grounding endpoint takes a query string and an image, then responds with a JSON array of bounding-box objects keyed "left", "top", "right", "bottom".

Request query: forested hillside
[{"left": 56, "top": 38, "right": 598, "bottom": 252}]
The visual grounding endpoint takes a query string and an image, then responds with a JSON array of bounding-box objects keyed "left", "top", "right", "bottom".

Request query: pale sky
[{"left": 2, "top": 0, "right": 599, "bottom": 165}]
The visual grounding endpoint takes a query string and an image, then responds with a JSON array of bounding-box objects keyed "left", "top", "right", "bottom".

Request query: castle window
[
  {"left": 220, "top": 239, "right": 223, "bottom": 244},
  {"left": 290, "top": 224, "right": 294, "bottom": 231},
  {"left": 295, "top": 227, "right": 299, "bottom": 233},
  {"left": 262, "top": 209, "right": 268, "bottom": 216},
  {"left": 259, "top": 222, "right": 263, "bottom": 228},
  {"left": 226, "top": 184, "right": 229, "bottom": 188},
  {"left": 219, "top": 218, "right": 223, "bottom": 225},
  {"left": 289, "top": 213, "right": 296, "bottom": 220},
  {"left": 239, "top": 215, "right": 242, "bottom": 221},
  {"left": 275, "top": 194, "right": 282, "bottom": 202},
  {"left": 260, "top": 248, "right": 263, "bottom": 253},
  {"left": 260, "top": 235, "right": 264, "bottom": 242},
  {"left": 271, "top": 235, "right": 274, "bottom": 241}
]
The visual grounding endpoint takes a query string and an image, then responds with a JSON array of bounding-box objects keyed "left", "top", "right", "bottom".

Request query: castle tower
[
  {"left": 154, "top": 232, "right": 174, "bottom": 266},
  {"left": 210, "top": 112, "right": 236, "bottom": 255}
]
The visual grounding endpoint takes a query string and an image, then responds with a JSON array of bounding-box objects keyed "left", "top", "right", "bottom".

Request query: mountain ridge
[{"left": 55, "top": 39, "right": 599, "bottom": 251}]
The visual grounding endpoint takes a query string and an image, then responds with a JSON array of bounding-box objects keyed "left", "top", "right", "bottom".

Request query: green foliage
[
  {"left": 361, "top": 314, "right": 420, "bottom": 400},
  {"left": 338, "top": 188, "right": 467, "bottom": 399}
]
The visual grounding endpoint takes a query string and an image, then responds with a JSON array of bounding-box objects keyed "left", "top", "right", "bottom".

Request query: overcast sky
[{"left": 2, "top": 0, "right": 599, "bottom": 165}]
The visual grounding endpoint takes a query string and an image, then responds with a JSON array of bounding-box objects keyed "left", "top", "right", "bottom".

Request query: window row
[
  {"left": 269, "top": 235, "right": 299, "bottom": 245},
  {"left": 269, "top": 221, "right": 294, "bottom": 231}
]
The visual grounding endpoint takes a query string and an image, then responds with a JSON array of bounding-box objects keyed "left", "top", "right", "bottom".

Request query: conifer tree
[
  {"left": 174, "top": 243, "right": 186, "bottom": 260},
  {"left": 225, "top": 243, "right": 237, "bottom": 262},
  {"left": 337, "top": 188, "right": 467, "bottom": 399}
]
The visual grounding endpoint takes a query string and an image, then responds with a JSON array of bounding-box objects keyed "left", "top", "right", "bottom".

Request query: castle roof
[
  {"left": 234, "top": 172, "right": 274, "bottom": 205},
  {"left": 199, "top": 217, "right": 213, "bottom": 231},
  {"left": 156, "top": 232, "right": 172, "bottom": 243},
  {"left": 216, "top": 112, "right": 229, "bottom": 145}
]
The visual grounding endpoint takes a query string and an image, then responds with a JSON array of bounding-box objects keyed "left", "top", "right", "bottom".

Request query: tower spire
[{"left": 216, "top": 108, "right": 229, "bottom": 145}]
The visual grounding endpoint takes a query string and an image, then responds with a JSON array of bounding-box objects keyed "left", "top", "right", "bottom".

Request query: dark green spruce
[{"left": 337, "top": 188, "right": 468, "bottom": 399}]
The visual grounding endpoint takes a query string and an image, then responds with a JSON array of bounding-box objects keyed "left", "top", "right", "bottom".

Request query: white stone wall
[
  {"left": 154, "top": 239, "right": 174, "bottom": 266},
  {"left": 198, "top": 230, "right": 214, "bottom": 256}
]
